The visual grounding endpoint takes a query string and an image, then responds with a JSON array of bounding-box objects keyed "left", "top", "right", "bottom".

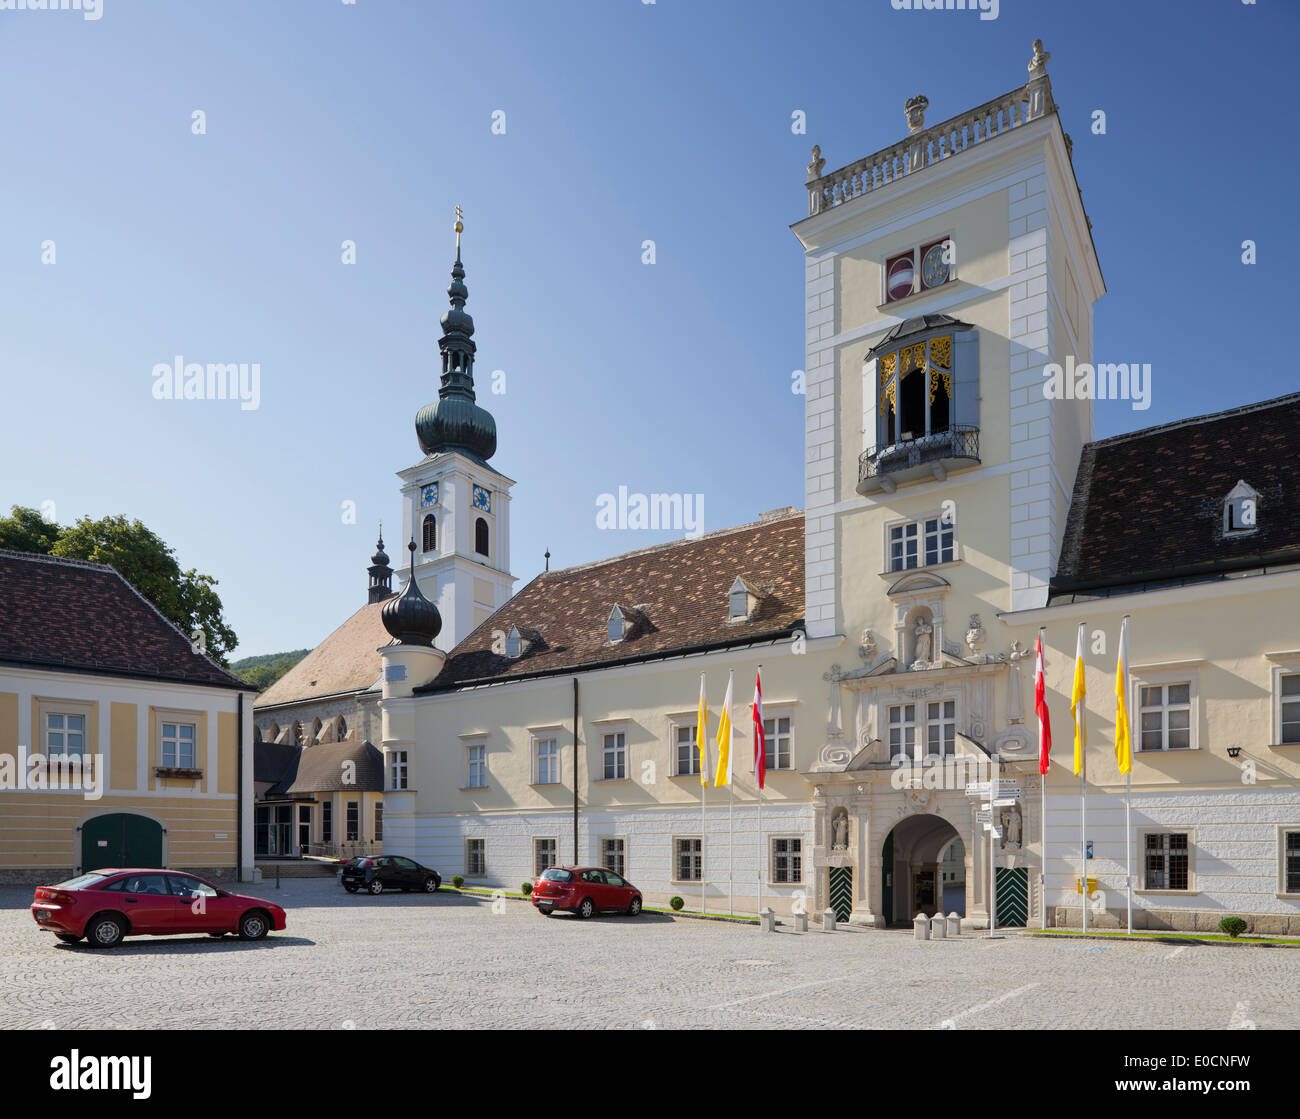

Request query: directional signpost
[{"left": 967, "top": 776, "right": 1023, "bottom": 938}]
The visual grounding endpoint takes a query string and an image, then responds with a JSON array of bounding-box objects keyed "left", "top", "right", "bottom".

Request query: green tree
[{"left": 2, "top": 505, "right": 239, "bottom": 666}]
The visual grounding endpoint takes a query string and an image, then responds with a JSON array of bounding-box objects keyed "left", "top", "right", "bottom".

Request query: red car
[
  {"left": 30, "top": 869, "right": 287, "bottom": 948},
  {"left": 531, "top": 866, "right": 643, "bottom": 918}
]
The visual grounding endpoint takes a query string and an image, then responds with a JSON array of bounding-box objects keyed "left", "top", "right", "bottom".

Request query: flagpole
[
  {"left": 1081, "top": 751, "right": 1087, "bottom": 934},
  {"left": 728, "top": 779, "right": 735, "bottom": 916},
  {"left": 701, "top": 749, "right": 707, "bottom": 919},
  {"left": 1074, "top": 620, "right": 1088, "bottom": 937},
  {"left": 699, "top": 672, "right": 707, "bottom": 918},
  {"left": 756, "top": 664, "right": 763, "bottom": 921},
  {"left": 1039, "top": 626, "right": 1047, "bottom": 931},
  {"left": 1123, "top": 613, "right": 1133, "bottom": 936}
]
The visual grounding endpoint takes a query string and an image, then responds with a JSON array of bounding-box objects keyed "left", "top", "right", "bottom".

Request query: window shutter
[
  {"left": 952, "top": 330, "right": 980, "bottom": 430},
  {"left": 862, "top": 357, "right": 878, "bottom": 457}
]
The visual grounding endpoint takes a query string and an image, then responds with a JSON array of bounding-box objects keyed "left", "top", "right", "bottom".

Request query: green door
[
  {"left": 994, "top": 866, "right": 1029, "bottom": 927},
  {"left": 82, "top": 814, "right": 163, "bottom": 871},
  {"left": 828, "top": 865, "right": 853, "bottom": 923}
]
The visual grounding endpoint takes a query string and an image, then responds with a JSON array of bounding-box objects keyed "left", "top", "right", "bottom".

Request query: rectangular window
[
  {"left": 675, "top": 724, "right": 700, "bottom": 776},
  {"left": 1144, "top": 832, "right": 1190, "bottom": 891},
  {"left": 1286, "top": 831, "right": 1300, "bottom": 895},
  {"left": 923, "top": 517, "right": 955, "bottom": 566},
  {"left": 889, "top": 518, "right": 953, "bottom": 572},
  {"left": 467, "top": 743, "right": 487, "bottom": 788},
  {"left": 160, "top": 722, "right": 196, "bottom": 768},
  {"left": 675, "top": 837, "right": 702, "bottom": 882},
  {"left": 322, "top": 801, "right": 332, "bottom": 844},
  {"left": 1139, "top": 683, "right": 1192, "bottom": 751},
  {"left": 374, "top": 804, "right": 383, "bottom": 842},
  {"left": 602, "top": 837, "right": 626, "bottom": 877},
  {"left": 345, "top": 801, "right": 359, "bottom": 842},
  {"left": 602, "top": 731, "right": 626, "bottom": 780},
  {"left": 889, "top": 522, "right": 919, "bottom": 571},
  {"left": 534, "top": 738, "right": 559, "bottom": 784},
  {"left": 763, "top": 715, "right": 792, "bottom": 770},
  {"left": 388, "top": 749, "right": 408, "bottom": 790},
  {"left": 46, "top": 712, "right": 87, "bottom": 758},
  {"left": 926, "top": 700, "right": 956, "bottom": 758},
  {"left": 1280, "top": 674, "right": 1300, "bottom": 745},
  {"left": 888, "top": 703, "right": 917, "bottom": 761},
  {"left": 534, "top": 838, "right": 558, "bottom": 877},
  {"left": 466, "top": 838, "right": 485, "bottom": 876},
  {"left": 772, "top": 837, "right": 802, "bottom": 885}
]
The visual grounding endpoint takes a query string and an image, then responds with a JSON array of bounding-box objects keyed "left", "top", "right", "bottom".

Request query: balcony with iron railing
[{"left": 859, "top": 425, "right": 980, "bottom": 494}]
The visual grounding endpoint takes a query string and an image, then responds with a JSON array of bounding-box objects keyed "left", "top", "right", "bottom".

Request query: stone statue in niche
[
  {"left": 965, "top": 614, "right": 985, "bottom": 659},
  {"left": 858, "top": 628, "right": 877, "bottom": 661},
  {"left": 998, "top": 804, "right": 1023, "bottom": 851},
  {"left": 1007, "top": 640, "right": 1032, "bottom": 723},
  {"left": 832, "top": 811, "right": 849, "bottom": 851},
  {"left": 910, "top": 617, "right": 933, "bottom": 670}
]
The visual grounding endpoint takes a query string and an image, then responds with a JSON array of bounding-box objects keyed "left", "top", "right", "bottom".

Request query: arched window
[
  {"left": 475, "top": 517, "right": 489, "bottom": 557},
  {"left": 335, "top": 715, "right": 348, "bottom": 742},
  {"left": 878, "top": 335, "right": 954, "bottom": 447},
  {"left": 422, "top": 514, "right": 437, "bottom": 554}
]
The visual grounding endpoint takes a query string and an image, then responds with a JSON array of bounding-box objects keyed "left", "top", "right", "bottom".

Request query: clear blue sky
[{"left": 1, "top": 0, "right": 1295, "bottom": 658}]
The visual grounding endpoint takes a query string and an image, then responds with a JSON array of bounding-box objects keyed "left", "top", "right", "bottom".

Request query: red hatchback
[
  {"left": 31, "top": 869, "right": 287, "bottom": 948},
  {"left": 532, "top": 866, "right": 643, "bottom": 918}
]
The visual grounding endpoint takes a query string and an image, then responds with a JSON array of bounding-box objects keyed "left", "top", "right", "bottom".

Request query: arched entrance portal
[
  {"left": 81, "top": 813, "right": 164, "bottom": 872},
  {"left": 881, "top": 813, "right": 962, "bottom": 926}
]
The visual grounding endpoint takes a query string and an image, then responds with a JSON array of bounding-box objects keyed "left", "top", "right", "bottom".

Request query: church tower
[
  {"left": 792, "top": 39, "right": 1105, "bottom": 644},
  {"left": 397, "top": 213, "right": 516, "bottom": 650}
]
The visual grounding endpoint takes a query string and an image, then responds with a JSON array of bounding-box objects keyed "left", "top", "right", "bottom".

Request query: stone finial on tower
[
  {"left": 904, "top": 95, "right": 929, "bottom": 134},
  {"left": 805, "top": 144, "right": 825, "bottom": 184},
  {"left": 367, "top": 524, "right": 394, "bottom": 604},
  {"left": 1028, "top": 39, "right": 1050, "bottom": 79}
]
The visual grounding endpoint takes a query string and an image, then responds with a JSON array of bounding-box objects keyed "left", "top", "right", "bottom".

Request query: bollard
[
  {"left": 930, "top": 913, "right": 946, "bottom": 939},
  {"left": 822, "top": 907, "right": 837, "bottom": 932},
  {"left": 913, "top": 912, "right": 930, "bottom": 941},
  {"left": 946, "top": 912, "right": 961, "bottom": 938},
  {"left": 795, "top": 910, "right": 808, "bottom": 933},
  {"left": 275, "top": 864, "right": 281, "bottom": 890},
  {"left": 761, "top": 906, "right": 776, "bottom": 932}
]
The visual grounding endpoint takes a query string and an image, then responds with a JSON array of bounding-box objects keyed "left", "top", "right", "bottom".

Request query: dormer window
[
  {"left": 728, "top": 576, "right": 759, "bottom": 621},
  {"left": 506, "top": 625, "right": 524, "bottom": 658},
  {"left": 1223, "top": 480, "right": 1260, "bottom": 535},
  {"left": 607, "top": 605, "right": 627, "bottom": 643}
]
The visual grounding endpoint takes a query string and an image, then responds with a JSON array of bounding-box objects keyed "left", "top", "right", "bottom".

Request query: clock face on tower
[
  {"left": 420, "top": 483, "right": 439, "bottom": 508},
  {"left": 472, "top": 485, "right": 491, "bottom": 513}
]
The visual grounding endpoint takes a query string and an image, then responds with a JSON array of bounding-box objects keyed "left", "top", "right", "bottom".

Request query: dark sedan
[{"left": 341, "top": 855, "right": 441, "bottom": 895}]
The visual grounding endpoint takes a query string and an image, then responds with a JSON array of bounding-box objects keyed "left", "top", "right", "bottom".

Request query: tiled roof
[
  {"left": 421, "top": 509, "right": 805, "bottom": 692},
  {"left": 0, "top": 549, "right": 249, "bottom": 690},
  {"left": 285, "top": 739, "right": 384, "bottom": 794},
  {"left": 1051, "top": 393, "right": 1300, "bottom": 600},
  {"left": 253, "top": 740, "right": 300, "bottom": 795},
  {"left": 255, "top": 600, "right": 392, "bottom": 709}
]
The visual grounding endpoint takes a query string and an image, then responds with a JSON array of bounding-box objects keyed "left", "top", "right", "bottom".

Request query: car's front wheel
[
  {"left": 578, "top": 897, "right": 595, "bottom": 919},
  {"left": 367, "top": 879, "right": 385, "bottom": 895},
  {"left": 87, "top": 914, "right": 126, "bottom": 948},
  {"left": 423, "top": 876, "right": 439, "bottom": 893},
  {"left": 538, "top": 906, "right": 553, "bottom": 917},
  {"left": 627, "top": 896, "right": 643, "bottom": 916},
  {"left": 344, "top": 885, "right": 358, "bottom": 893},
  {"left": 55, "top": 933, "right": 82, "bottom": 944},
  {"left": 238, "top": 910, "right": 270, "bottom": 941}
]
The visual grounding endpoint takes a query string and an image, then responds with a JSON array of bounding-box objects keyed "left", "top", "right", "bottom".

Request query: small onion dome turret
[{"left": 382, "top": 541, "right": 443, "bottom": 646}]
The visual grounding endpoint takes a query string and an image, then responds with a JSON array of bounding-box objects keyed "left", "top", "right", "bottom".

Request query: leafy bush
[
  {"left": 521, "top": 882, "right": 533, "bottom": 896},
  {"left": 669, "top": 896, "right": 684, "bottom": 911},
  {"left": 1219, "top": 916, "right": 1248, "bottom": 938},
  {"left": 451, "top": 875, "right": 464, "bottom": 889}
]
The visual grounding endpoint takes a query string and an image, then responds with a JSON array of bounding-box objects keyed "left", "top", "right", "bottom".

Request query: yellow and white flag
[
  {"left": 1070, "top": 622, "right": 1088, "bottom": 777},
  {"left": 1114, "top": 616, "right": 1132, "bottom": 776},
  {"left": 696, "top": 673, "right": 709, "bottom": 787},
  {"left": 713, "top": 670, "right": 734, "bottom": 787}
]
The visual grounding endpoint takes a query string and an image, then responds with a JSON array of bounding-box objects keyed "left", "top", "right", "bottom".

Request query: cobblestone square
[{"left": 0, "top": 880, "right": 1295, "bottom": 1030}]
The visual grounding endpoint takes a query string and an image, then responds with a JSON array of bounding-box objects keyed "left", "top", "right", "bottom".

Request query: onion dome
[
  {"left": 367, "top": 526, "right": 394, "bottom": 604},
  {"left": 415, "top": 212, "right": 498, "bottom": 464},
  {"left": 381, "top": 541, "right": 443, "bottom": 646}
]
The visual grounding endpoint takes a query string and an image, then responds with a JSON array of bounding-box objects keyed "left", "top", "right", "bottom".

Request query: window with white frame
[
  {"left": 534, "top": 838, "right": 558, "bottom": 876},
  {"left": 674, "top": 723, "right": 700, "bottom": 776},
  {"left": 601, "top": 837, "right": 626, "bottom": 877},
  {"left": 388, "top": 749, "right": 408, "bottom": 790},
  {"left": 466, "top": 838, "right": 486, "bottom": 876},
  {"left": 534, "top": 738, "right": 559, "bottom": 785},
  {"left": 345, "top": 800, "right": 359, "bottom": 842},
  {"left": 1283, "top": 830, "right": 1300, "bottom": 895},
  {"left": 1144, "top": 832, "right": 1190, "bottom": 890},
  {"left": 467, "top": 743, "right": 487, "bottom": 788},
  {"left": 160, "top": 721, "right": 196, "bottom": 768},
  {"left": 925, "top": 700, "right": 956, "bottom": 758},
  {"left": 763, "top": 714, "right": 792, "bottom": 770},
  {"left": 771, "top": 837, "right": 802, "bottom": 884},
  {"left": 602, "top": 731, "right": 626, "bottom": 780},
  {"left": 888, "top": 516, "right": 955, "bottom": 572},
  {"left": 374, "top": 803, "right": 383, "bottom": 842},
  {"left": 675, "top": 837, "right": 702, "bottom": 881},
  {"left": 888, "top": 703, "right": 918, "bottom": 761},
  {"left": 1278, "top": 673, "right": 1300, "bottom": 745},
  {"left": 46, "top": 712, "right": 86, "bottom": 758},
  {"left": 1139, "top": 683, "right": 1192, "bottom": 751}
]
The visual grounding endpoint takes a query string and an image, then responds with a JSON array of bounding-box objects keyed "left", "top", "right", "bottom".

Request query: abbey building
[{"left": 254, "top": 41, "right": 1300, "bottom": 934}]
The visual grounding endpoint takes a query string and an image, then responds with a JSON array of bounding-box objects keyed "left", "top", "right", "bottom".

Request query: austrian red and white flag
[
  {"left": 752, "top": 667, "right": 766, "bottom": 790},
  {"left": 1035, "top": 634, "right": 1052, "bottom": 775}
]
